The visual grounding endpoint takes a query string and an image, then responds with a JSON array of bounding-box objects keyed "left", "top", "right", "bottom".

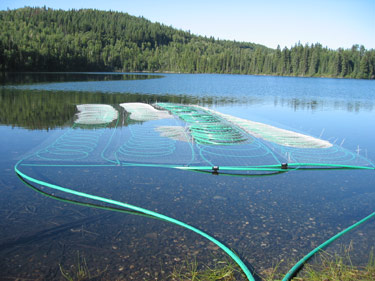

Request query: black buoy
[
  {"left": 281, "top": 163, "right": 288, "bottom": 169},
  {"left": 212, "top": 166, "right": 219, "bottom": 175}
]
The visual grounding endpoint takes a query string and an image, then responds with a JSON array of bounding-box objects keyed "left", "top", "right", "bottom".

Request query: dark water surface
[{"left": 0, "top": 73, "right": 374, "bottom": 280}]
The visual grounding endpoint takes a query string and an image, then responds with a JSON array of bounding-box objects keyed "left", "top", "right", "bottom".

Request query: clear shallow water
[{"left": 0, "top": 73, "right": 374, "bottom": 280}]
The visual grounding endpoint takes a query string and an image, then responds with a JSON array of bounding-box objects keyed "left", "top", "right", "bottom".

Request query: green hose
[
  {"left": 287, "top": 162, "right": 375, "bottom": 170},
  {"left": 282, "top": 211, "right": 375, "bottom": 281},
  {"left": 15, "top": 162, "right": 255, "bottom": 281}
]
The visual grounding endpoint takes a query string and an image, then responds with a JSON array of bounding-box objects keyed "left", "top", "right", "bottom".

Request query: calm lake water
[{"left": 0, "top": 73, "right": 374, "bottom": 280}]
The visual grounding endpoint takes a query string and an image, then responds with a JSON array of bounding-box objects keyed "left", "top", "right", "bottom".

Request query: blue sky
[{"left": 1, "top": 0, "right": 374, "bottom": 50}]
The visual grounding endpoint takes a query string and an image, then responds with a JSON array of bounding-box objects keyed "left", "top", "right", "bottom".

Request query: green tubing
[
  {"left": 16, "top": 173, "right": 160, "bottom": 221},
  {"left": 282, "top": 212, "right": 375, "bottom": 281},
  {"left": 20, "top": 163, "right": 372, "bottom": 172},
  {"left": 100, "top": 113, "right": 121, "bottom": 165},
  {"left": 176, "top": 165, "right": 287, "bottom": 172},
  {"left": 287, "top": 162, "right": 375, "bottom": 170},
  {"left": 176, "top": 164, "right": 373, "bottom": 172},
  {"left": 14, "top": 162, "right": 255, "bottom": 281}
]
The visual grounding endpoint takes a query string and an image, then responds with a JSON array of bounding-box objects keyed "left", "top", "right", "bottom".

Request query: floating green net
[
  {"left": 15, "top": 102, "right": 374, "bottom": 281},
  {"left": 17, "top": 102, "right": 374, "bottom": 173}
]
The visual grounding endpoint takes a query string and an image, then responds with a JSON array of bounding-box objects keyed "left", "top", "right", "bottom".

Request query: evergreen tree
[{"left": 359, "top": 54, "right": 370, "bottom": 79}]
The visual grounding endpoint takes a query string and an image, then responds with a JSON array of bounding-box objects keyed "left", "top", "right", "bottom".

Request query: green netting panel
[
  {"left": 155, "top": 103, "right": 374, "bottom": 171},
  {"left": 19, "top": 102, "right": 374, "bottom": 172},
  {"left": 202, "top": 107, "right": 332, "bottom": 149},
  {"left": 187, "top": 105, "right": 372, "bottom": 169}
]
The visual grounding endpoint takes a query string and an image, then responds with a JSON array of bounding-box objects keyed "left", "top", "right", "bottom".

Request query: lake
[{"left": 0, "top": 72, "right": 374, "bottom": 280}]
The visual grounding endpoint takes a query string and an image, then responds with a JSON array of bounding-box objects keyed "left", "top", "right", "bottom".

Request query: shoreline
[{"left": 3, "top": 70, "right": 373, "bottom": 81}]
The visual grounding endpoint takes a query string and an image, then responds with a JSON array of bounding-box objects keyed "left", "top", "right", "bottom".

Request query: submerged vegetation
[
  {"left": 1, "top": 7, "right": 374, "bottom": 79},
  {"left": 59, "top": 251, "right": 107, "bottom": 281}
]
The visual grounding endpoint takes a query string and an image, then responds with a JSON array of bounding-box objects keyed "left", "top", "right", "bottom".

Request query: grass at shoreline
[
  {"left": 170, "top": 257, "right": 246, "bottom": 281},
  {"left": 293, "top": 249, "right": 375, "bottom": 281},
  {"left": 170, "top": 248, "right": 375, "bottom": 281},
  {"left": 59, "top": 247, "right": 375, "bottom": 280}
]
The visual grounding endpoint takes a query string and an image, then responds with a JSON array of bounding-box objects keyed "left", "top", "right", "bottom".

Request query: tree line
[{"left": 1, "top": 7, "right": 374, "bottom": 79}]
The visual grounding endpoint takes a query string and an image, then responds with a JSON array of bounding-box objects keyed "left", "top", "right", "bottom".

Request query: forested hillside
[{"left": 1, "top": 7, "right": 374, "bottom": 79}]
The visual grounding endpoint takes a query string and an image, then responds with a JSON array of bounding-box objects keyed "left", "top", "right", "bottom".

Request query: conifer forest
[{"left": 1, "top": 7, "right": 374, "bottom": 79}]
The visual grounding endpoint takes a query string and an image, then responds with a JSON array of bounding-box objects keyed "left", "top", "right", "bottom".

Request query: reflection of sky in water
[{"left": 1, "top": 73, "right": 374, "bottom": 280}]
